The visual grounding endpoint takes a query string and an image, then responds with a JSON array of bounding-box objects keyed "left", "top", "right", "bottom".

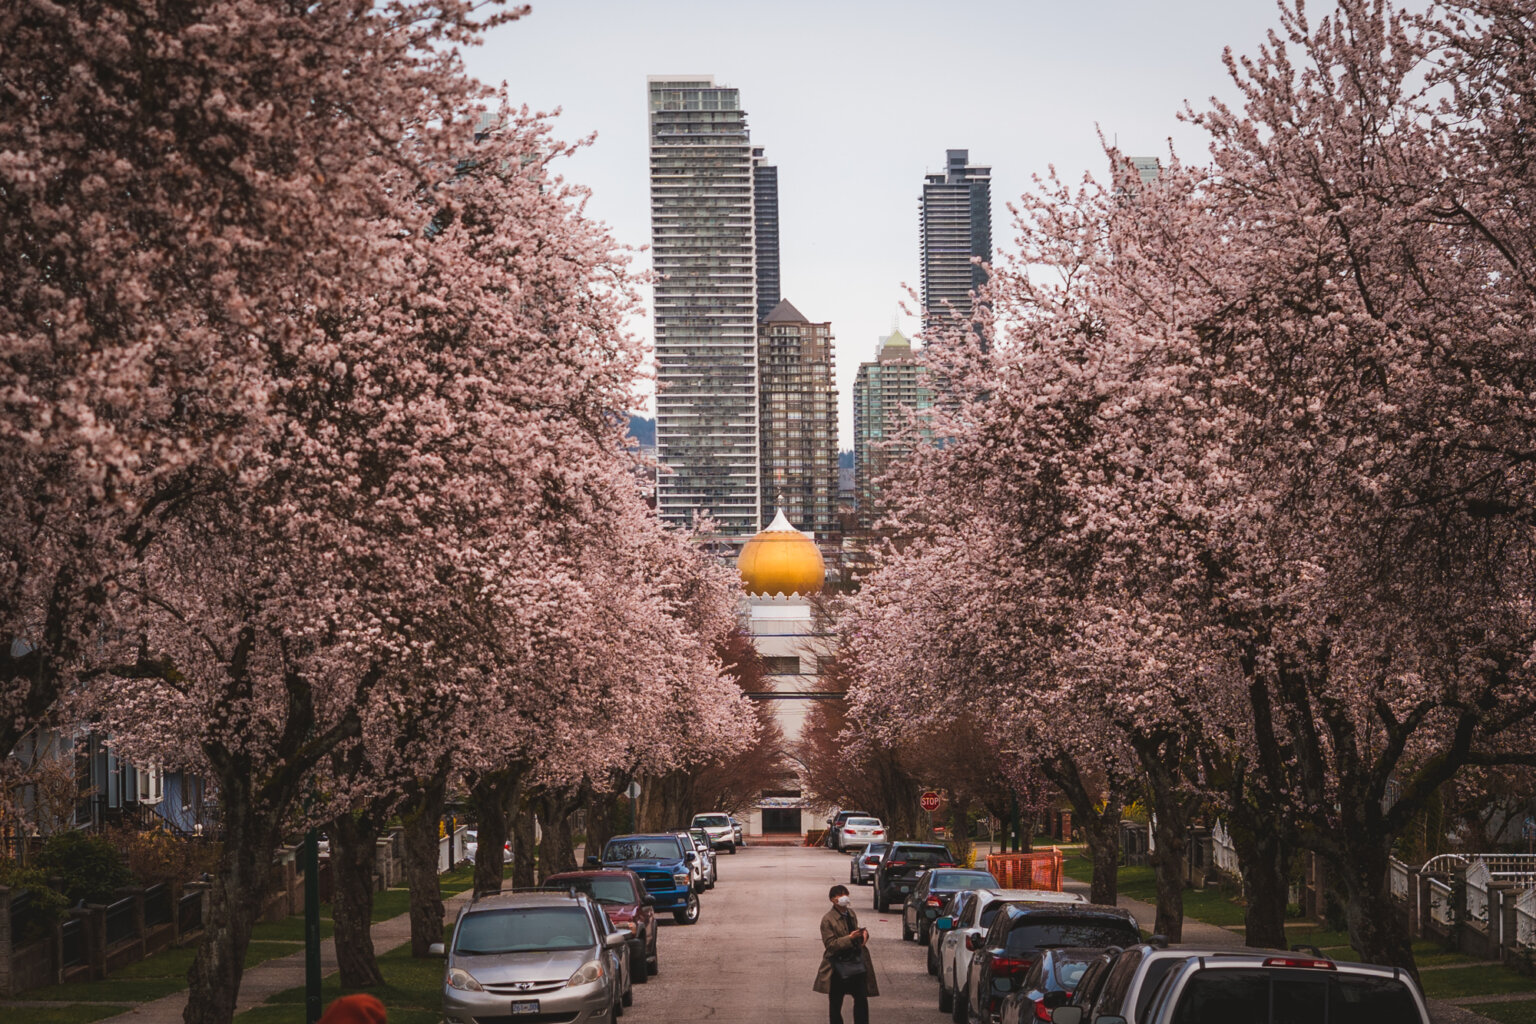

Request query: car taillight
[
  {"left": 1033, "top": 999, "right": 1056, "bottom": 1022},
  {"left": 1262, "top": 957, "right": 1335, "bottom": 969},
  {"left": 873, "top": 829, "right": 884, "bottom": 834},
  {"left": 938, "top": 862, "right": 956, "bottom": 867},
  {"left": 926, "top": 896, "right": 945, "bottom": 907},
  {"left": 845, "top": 828, "right": 856, "bottom": 834},
  {"left": 887, "top": 860, "right": 908, "bottom": 868},
  {"left": 991, "top": 956, "right": 1032, "bottom": 975}
]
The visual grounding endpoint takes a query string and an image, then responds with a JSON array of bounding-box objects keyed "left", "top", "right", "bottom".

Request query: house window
[{"left": 763, "top": 656, "right": 801, "bottom": 675}]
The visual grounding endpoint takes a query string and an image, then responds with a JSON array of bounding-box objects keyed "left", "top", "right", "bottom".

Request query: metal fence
[
  {"left": 59, "top": 917, "right": 85, "bottom": 968},
  {"left": 178, "top": 889, "right": 203, "bottom": 934},
  {"left": 104, "top": 896, "right": 135, "bottom": 947},
  {"left": 144, "top": 883, "right": 172, "bottom": 929}
]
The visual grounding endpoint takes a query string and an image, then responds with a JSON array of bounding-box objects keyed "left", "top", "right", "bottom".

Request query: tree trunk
[
  {"left": 948, "top": 800, "right": 973, "bottom": 866},
  {"left": 536, "top": 792, "right": 578, "bottom": 879},
  {"left": 1336, "top": 843, "right": 1418, "bottom": 979},
  {"left": 182, "top": 793, "right": 282, "bottom": 1024},
  {"left": 1138, "top": 735, "right": 1193, "bottom": 942},
  {"left": 470, "top": 769, "right": 520, "bottom": 895},
  {"left": 511, "top": 796, "right": 537, "bottom": 888},
  {"left": 1039, "top": 751, "right": 1124, "bottom": 906},
  {"left": 329, "top": 812, "right": 385, "bottom": 987},
  {"left": 585, "top": 788, "right": 619, "bottom": 858},
  {"left": 1231, "top": 820, "right": 1291, "bottom": 951},
  {"left": 401, "top": 773, "right": 447, "bottom": 957}
]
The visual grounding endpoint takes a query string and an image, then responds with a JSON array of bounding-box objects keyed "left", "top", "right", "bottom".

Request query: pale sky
[{"left": 463, "top": 0, "right": 1287, "bottom": 449}]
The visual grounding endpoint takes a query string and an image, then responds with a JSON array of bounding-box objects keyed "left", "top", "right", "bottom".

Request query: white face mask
[{"left": 835, "top": 896, "right": 850, "bottom": 908}]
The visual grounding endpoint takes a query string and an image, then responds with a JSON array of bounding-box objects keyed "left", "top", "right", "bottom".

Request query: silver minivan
[{"left": 433, "top": 889, "right": 631, "bottom": 1023}]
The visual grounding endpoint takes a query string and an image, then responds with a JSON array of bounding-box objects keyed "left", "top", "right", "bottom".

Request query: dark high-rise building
[
  {"left": 758, "top": 299, "right": 839, "bottom": 542},
  {"left": 648, "top": 76, "right": 760, "bottom": 536},
  {"left": 753, "top": 148, "right": 780, "bottom": 323},
  {"left": 919, "top": 149, "right": 992, "bottom": 336}
]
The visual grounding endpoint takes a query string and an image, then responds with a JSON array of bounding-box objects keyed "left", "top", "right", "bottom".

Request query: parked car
[
  {"left": 684, "top": 829, "right": 718, "bottom": 889},
  {"left": 962, "top": 904, "right": 1139, "bottom": 1024},
  {"left": 593, "top": 833, "right": 700, "bottom": 925},
  {"left": 461, "top": 829, "right": 510, "bottom": 867},
  {"left": 850, "top": 842, "right": 890, "bottom": 886},
  {"left": 825, "top": 809, "right": 873, "bottom": 850},
  {"left": 902, "top": 866, "right": 996, "bottom": 945},
  {"left": 1060, "top": 943, "right": 1280, "bottom": 1024},
  {"left": 997, "top": 947, "right": 1102, "bottom": 1024},
  {"left": 690, "top": 813, "right": 738, "bottom": 853},
  {"left": 1091, "top": 951, "right": 1432, "bottom": 1024},
  {"left": 729, "top": 817, "right": 745, "bottom": 846},
  {"left": 833, "top": 816, "right": 887, "bottom": 850},
  {"left": 936, "top": 888, "right": 1089, "bottom": 1018},
  {"left": 873, "top": 841, "right": 955, "bottom": 912},
  {"left": 544, "top": 869, "right": 659, "bottom": 983},
  {"left": 430, "top": 888, "right": 630, "bottom": 1023}
]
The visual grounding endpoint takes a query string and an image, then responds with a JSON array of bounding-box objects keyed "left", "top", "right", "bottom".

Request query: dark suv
[
  {"left": 873, "top": 842, "right": 955, "bottom": 912},
  {"left": 963, "top": 904, "right": 1139, "bottom": 1024},
  {"left": 902, "top": 866, "right": 995, "bottom": 944}
]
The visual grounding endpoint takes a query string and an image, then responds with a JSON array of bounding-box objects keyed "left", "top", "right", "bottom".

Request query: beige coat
[{"left": 813, "top": 905, "right": 880, "bottom": 996}]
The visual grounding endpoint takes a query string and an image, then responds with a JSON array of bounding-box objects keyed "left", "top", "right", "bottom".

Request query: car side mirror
[
  {"left": 936, "top": 916, "right": 954, "bottom": 931},
  {"left": 427, "top": 942, "right": 446, "bottom": 957},
  {"left": 1094, "top": 1017, "right": 1126, "bottom": 1024},
  {"left": 684, "top": 851, "right": 696, "bottom": 862},
  {"left": 604, "top": 932, "right": 627, "bottom": 949},
  {"left": 1050, "top": 1009, "right": 1083, "bottom": 1024},
  {"left": 584, "top": 855, "right": 601, "bottom": 868},
  {"left": 642, "top": 894, "right": 655, "bottom": 906},
  {"left": 965, "top": 933, "right": 984, "bottom": 951}
]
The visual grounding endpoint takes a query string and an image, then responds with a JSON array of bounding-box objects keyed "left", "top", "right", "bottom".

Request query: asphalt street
[{"left": 623, "top": 843, "right": 940, "bottom": 1024}]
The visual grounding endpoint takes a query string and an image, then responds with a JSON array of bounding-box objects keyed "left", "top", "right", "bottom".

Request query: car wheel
[
  {"left": 927, "top": 943, "right": 938, "bottom": 975},
  {"left": 673, "top": 892, "right": 700, "bottom": 925},
  {"left": 728, "top": 844, "right": 737, "bottom": 854},
  {"left": 632, "top": 950, "right": 648, "bottom": 984},
  {"left": 919, "top": 922, "right": 930, "bottom": 946},
  {"left": 939, "top": 980, "right": 954, "bottom": 1013},
  {"left": 901, "top": 917, "right": 913, "bottom": 941},
  {"left": 952, "top": 985, "right": 968, "bottom": 1024},
  {"left": 622, "top": 979, "right": 633, "bottom": 1008}
]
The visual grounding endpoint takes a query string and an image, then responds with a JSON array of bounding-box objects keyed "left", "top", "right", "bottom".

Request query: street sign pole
[
  {"left": 304, "top": 828, "right": 322, "bottom": 1023},
  {"left": 626, "top": 780, "right": 642, "bottom": 833}
]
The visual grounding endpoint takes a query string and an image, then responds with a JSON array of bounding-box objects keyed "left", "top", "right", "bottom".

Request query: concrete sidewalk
[{"left": 99, "top": 888, "right": 474, "bottom": 1023}]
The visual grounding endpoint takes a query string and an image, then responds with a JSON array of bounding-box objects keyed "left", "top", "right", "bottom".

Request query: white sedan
[{"left": 833, "top": 817, "right": 887, "bottom": 849}]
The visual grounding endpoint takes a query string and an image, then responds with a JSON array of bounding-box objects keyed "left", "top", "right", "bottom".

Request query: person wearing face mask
[{"left": 813, "top": 884, "right": 879, "bottom": 1024}]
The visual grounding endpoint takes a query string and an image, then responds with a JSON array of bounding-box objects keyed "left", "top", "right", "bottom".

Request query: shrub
[{"left": 38, "top": 830, "right": 133, "bottom": 905}]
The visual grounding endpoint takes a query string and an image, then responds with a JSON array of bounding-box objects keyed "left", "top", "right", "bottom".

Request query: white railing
[
  {"left": 1516, "top": 887, "right": 1536, "bottom": 950},
  {"left": 1389, "top": 857, "right": 1412, "bottom": 901},
  {"left": 1211, "top": 820, "right": 1241, "bottom": 877},
  {"left": 1466, "top": 857, "right": 1491, "bottom": 927},
  {"left": 1428, "top": 876, "right": 1455, "bottom": 927},
  {"left": 1481, "top": 854, "right": 1536, "bottom": 883}
]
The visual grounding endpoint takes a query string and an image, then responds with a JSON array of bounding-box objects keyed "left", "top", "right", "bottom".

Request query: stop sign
[{"left": 920, "top": 791, "right": 942, "bottom": 812}]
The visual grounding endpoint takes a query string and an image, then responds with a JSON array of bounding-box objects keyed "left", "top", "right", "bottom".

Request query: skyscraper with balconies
[
  {"left": 919, "top": 149, "right": 992, "bottom": 336},
  {"left": 753, "top": 148, "right": 780, "bottom": 323},
  {"left": 648, "top": 76, "right": 760, "bottom": 535},
  {"left": 852, "top": 330, "right": 932, "bottom": 529},
  {"left": 757, "top": 299, "right": 838, "bottom": 542}
]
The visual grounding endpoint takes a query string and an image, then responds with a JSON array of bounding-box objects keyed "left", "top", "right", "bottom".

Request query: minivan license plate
[{"left": 512, "top": 1000, "right": 540, "bottom": 1015}]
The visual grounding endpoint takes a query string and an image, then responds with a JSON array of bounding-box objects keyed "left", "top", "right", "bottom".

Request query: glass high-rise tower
[
  {"left": 648, "top": 77, "right": 761, "bottom": 535},
  {"left": 753, "top": 147, "right": 780, "bottom": 323},
  {"left": 919, "top": 149, "right": 992, "bottom": 336}
]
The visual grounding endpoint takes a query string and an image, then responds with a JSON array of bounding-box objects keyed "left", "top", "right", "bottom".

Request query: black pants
[{"left": 829, "top": 970, "right": 869, "bottom": 1024}]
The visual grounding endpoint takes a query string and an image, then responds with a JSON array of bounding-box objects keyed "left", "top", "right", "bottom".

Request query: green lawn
[
  {"left": 235, "top": 940, "right": 444, "bottom": 1023},
  {"left": 1477, "top": 1000, "right": 1536, "bottom": 1024},
  {"left": 1064, "top": 854, "right": 1248, "bottom": 928},
  {"left": 1419, "top": 966, "right": 1536, "bottom": 1001}
]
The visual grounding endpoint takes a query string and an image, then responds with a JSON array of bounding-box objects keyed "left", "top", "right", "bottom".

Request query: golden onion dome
[{"left": 737, "top": 509, "right": 826, "bottom": 597}]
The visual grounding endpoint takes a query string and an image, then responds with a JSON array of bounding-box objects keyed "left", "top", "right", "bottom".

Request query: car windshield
[
  {"left": 863, "top": 844, "right": 890, "bottom": 859},
  {"left": 454, "top": 906, "right": 595, "bottom": 955},
  {"left": 689, "top": 831, "right": 709, "bottom": 845},
  {"left": 605, "top": 838, "right": 683, "bottom": 860},
  {"left": 548, "top": 877, "right": 637, "bottom": 904},
  {"left": 1046, "top": 956, "right": 1096, "bottom": 990},
  {"left": 848, "top": 818, "right": 881, "bottom": 826},
  {"left": 694, "top": 815, "right": 730, "bottom": 827},
  {"left": 1004, "top": 920, "right": 1139, "bottom": 953},
  {"left": 930, "top": 870, "right": 994, "bottom": 890},
  {"left": 1169, "top": 969, "right": 1420, "bottom": 1024}
]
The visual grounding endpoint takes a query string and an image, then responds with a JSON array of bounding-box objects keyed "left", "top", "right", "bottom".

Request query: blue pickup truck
[{"left": 592, "top": 833, "right": 700, "bottom": 925}]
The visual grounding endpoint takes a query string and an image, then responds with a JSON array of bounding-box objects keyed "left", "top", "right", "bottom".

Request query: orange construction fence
[{"left": 985, "top": 849, "right": 1064, "bottom": 891}]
